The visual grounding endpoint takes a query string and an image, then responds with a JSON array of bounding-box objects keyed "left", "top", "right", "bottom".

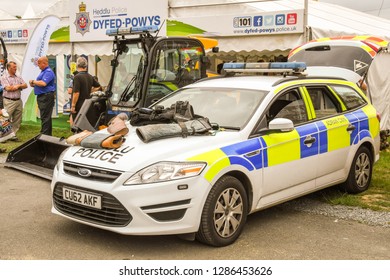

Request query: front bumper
[{"left": 51, "top": 165, "right": 212, "bottom": 235}]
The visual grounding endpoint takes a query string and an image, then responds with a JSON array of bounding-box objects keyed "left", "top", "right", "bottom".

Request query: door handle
[
  {"left": 303, "top": 135, "right": 316, "bottom": 146},
  {"left": 347, "top": 124, "right": 356, "bottom": 132}
]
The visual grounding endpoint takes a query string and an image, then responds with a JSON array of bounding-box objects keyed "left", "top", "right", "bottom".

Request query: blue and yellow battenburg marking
[{"left": 188, "top": 108, "right": 377, "bottom": 183}]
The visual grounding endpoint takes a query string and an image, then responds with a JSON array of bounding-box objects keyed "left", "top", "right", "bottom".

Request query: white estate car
[{"left": 51, "top": 63, "right": 380, "bottom": 247}]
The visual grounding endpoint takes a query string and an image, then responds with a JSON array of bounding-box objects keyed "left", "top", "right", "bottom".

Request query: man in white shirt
[{"left": 0, "top": 61, "right": 27, "bottom": 140}]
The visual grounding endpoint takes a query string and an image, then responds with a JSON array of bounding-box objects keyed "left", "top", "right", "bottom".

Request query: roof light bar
[
  {"left": 106, "top": 25, "right": 159, "bottom": 36},
  {"left": 223, "top": 62, "right": 307, "bottom": 74}
]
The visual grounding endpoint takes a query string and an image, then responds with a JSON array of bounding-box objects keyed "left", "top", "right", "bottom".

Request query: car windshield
[{"left": 154, "top": 87, "right": 267, "bottom": 129}]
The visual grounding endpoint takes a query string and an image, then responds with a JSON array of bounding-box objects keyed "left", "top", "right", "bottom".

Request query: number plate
[{"left": 62, "top": 187, "right": 102, "bottom": 209}]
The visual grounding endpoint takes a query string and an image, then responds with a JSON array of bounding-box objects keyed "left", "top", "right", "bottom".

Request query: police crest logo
[{"left": 74, "top": 2, "right": 91, "bottom": 36}]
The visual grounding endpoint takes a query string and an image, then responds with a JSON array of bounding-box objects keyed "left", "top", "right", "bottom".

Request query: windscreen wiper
[
  {"left": 118, "top": 75, "right": 136, "bottom": 103},
  {"left": 119, "top": 56, "right": 144, "bottom": 103},
  {"left": 218, "top": 126, "right": 241, "bottom": 131}
]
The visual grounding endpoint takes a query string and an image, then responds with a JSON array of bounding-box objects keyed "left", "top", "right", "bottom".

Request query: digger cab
[
  {"left": 73, "top": 26, "right": 211, "bottom": 132},
  {"left": 4, "top": 27, "right": 216, "bottom": 180}
]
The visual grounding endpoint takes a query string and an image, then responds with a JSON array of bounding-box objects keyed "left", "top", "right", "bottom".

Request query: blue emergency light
[
  {"left": 131, "top": 25, "right": 159, "bottom": 33},
  {"left": 223, "top": 62, "right": 307, "bottom": 74}
]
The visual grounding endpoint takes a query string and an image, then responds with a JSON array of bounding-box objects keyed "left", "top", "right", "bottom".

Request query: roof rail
[{"left": 222, "top": 62, "right": 307, "bottom": 75}]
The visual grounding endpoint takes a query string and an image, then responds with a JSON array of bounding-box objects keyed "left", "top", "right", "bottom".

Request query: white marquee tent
[
  {"left": 4, "top": 0, "right": 390, "bottom": 57},
  {"left": 2, "top": 0, "right": 390, "bottom": 112},
  {"left": 170, "top": 0, "right": 390, "bottom": 60}
]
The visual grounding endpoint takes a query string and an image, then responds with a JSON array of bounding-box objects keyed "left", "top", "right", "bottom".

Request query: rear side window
[
  {"left": 306, "top": 86, "right": 340, "bottom": 119},
  {"left": 331, "top": 85, "right": 367, "bottom": 110}
]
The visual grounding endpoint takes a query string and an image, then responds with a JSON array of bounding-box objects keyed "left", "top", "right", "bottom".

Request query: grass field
[
  {"left": 315, "top": 149, "right": 390, "bottom": 212},
  {"left": 1, "top": 115, "right": 389, "bottom": 212},
  {"left": 1, "top": 114, "right": 73, "bottom": 152}
]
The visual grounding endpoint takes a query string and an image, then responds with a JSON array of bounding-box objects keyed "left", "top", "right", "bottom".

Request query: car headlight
[
  {"left": 55, "top": 148, "right": 70, "bottom": 172},
  {"left": 124, "top": 161, "right": 206, "bottom": 185}
]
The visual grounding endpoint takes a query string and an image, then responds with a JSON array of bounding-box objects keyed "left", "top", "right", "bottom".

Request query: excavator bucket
[
  {"left": 5, "top": 134, "right": 70, "bottom": 180},
  {"left": 4, "top": 97, "right": 106, "bottom": 181}
]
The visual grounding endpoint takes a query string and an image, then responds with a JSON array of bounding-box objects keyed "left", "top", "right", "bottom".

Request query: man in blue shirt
[{"left": 29, "top": 56, "right": 56, "bottom": 135}]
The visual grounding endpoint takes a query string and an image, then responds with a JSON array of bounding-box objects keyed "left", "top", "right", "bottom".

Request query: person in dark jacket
[{"left": 70, "top": 57, "right": 100, "bottom": 121}]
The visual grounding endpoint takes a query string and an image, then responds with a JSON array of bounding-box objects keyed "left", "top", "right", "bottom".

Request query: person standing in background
[
  {"left": 0, "top": 108, "right": 8, "bottom": 152},
  {"left": 0, "top": 61, "right": 27, "bottom": 141},
  {"left": 29, "top": 56, "right": 56, "bottom": 136},
  {"left": 67, "top": 70, "right": 78, "bottom": 126},
  {"left": 0, "top": 81, "right": 4, "bottom": 111},
  {"left": 71, "top": 57, "right": 100, "bottom": 122}
]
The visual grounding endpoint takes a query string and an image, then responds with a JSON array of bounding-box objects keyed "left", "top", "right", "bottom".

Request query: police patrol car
[{"left": 51, "top": 62, "right": 380, "bottom": 247}]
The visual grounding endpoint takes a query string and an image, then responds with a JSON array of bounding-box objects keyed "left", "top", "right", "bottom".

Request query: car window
[
  {"left": 306, "top": 86, "right": 340, "bottom": 119},
  {"left": 267, "top": 88, "right": 308, "bottom": 125},
  {"left": 331, "top": 85, "right": 367, "bottom": 110},
  {"left": 155, "top": 87, "right": 267, "bottom": 129}
]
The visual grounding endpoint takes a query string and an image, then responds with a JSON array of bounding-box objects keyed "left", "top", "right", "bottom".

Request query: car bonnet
[{"left": 61, "top": 128, "right": 243, "bottom": 173}]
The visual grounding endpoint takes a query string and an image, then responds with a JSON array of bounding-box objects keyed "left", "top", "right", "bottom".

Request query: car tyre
[
  {"left": 196, "top": 175, "right": 248, "bottom": 247},
  {"left": 341, "top": 145, "right": 373, "bottom": 194}
]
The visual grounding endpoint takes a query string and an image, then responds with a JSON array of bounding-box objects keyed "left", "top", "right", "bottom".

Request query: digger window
[
  {"left": 145, "top": 40, "right": 204, "bottom": 106},
  {"left": 110, "top": 42, "right": 144, "bottom": 106}
]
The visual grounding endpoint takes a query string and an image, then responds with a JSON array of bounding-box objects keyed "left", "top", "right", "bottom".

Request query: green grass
[
  {"left": 322, "top": 150, "right": 390, "bottom": 212},
  {"left": 318, "top": 148, "right": 390, "bottom": 212},
  {"left": 1, "top": 114, "right": 73, "bottom": 152}
]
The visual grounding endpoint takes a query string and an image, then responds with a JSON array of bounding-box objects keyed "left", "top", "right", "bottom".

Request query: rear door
[{"left": 304, "top": 84, "right": 355, "bottom": 187}]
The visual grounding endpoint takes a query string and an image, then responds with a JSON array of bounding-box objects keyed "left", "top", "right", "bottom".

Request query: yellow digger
[{"left": 5, "top": 26, "right": 218, "bottom": 179}]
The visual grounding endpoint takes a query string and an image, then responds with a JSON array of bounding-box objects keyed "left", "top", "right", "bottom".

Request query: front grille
[
  {"left": 63, "top": 161, "right": 122, "bottom": 182},
  {"left": 53, "top": 183, "right": 132, "bottom": 227}
]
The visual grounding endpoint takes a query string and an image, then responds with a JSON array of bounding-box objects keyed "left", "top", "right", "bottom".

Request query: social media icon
[
  {"left": 264, "top": 15, "right": 274, "bottom": 26},
  {"left": 253, "top": 16, "right": 263, "bottom": 27},
  {"left": 287, "top": 13, "right": 297, "bottom": 25},
  {"left": 275, "top": 14, "right": 285, "bottom": 25}
]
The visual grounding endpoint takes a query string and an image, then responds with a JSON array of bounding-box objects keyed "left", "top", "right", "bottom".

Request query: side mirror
[{"left": 269, "top": 118, "right": 294, "bottom": 132}]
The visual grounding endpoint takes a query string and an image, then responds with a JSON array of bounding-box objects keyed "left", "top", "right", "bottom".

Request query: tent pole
[
  {"left": 304, "top": 0, "right": 309, "bottom": 42},
  {"left": 71, "top": 42, "right": 75, "bottom": 62},
  {"left": 95, "top": 56, "right": 98, "bottom": 77}
]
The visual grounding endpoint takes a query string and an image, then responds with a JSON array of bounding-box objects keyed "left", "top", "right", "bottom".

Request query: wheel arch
[
  {"left": 360, "top": 141, "right": 375, "bottom": 160},
  {"left": 222, "top": 170, "right": 254, "bottom": 214},
  {"left": 346, "top": 138, "right": 376, "bottom": 171}
]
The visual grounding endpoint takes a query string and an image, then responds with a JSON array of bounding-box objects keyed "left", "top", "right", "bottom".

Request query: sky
[{"left": 0, "top": 0, "right": 389, "bottom": 19}]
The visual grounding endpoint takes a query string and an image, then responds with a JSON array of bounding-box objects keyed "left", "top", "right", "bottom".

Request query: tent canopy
[
  {"left": 170, "top": 0, "right": 390, "bottom": 59},
  {"left": 367, "top": 49, "right": 390, "bottom": 130},
  {"left": 3, "top": 0, "right": 390, "bottom": 71},
  {"left": 3, "top": 0, "right": 390, "bottom": 57},
  {"left": 3, "top": 0, "right": 390, "bottom": 112}
]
